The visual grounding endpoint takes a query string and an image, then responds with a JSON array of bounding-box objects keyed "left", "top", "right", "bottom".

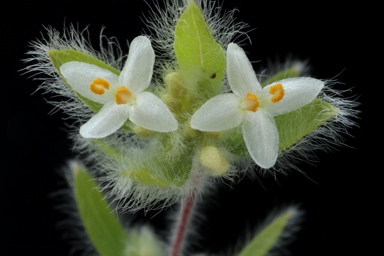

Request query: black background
[{"left": 2, "top": 0, "right": 372, "bottom": 255}]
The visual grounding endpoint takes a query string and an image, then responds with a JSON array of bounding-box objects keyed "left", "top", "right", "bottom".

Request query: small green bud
[{"left": 200, "top": 146, "right": 230, "bottom": 176}]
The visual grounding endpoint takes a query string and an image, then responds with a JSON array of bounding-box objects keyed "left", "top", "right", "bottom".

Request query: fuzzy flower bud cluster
[{"left": 24, "top": 0, "right": 358, "bottom": 212}]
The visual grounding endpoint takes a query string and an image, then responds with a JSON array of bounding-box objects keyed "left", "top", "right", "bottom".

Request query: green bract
[
  {"left": 174, "top": 0, "right": 226, "bottom": 103},
  {"left": 276, "top": 98, "right": 336, "bottom": 152},
  {"left": 238, "top": 208, "right": 297, "bottom": 256}
]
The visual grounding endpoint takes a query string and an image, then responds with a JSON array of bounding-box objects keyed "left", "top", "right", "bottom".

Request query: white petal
[
  {"left": 129, "top": 92, "right": 178, "bottom": 132},
  {"left": 60, "top": 61, "right": 119, "bottom": 104},
  {"left": 80, "top": 102, "right": 130, "bottom": 138},
  {"left": 265, "top": 77, "right": 324, "bottom": 116},
  {"left": 242, "top": 109, "right": 279, "bottom": 169},
  {"left": 119, "top": 36, "right": 155, "bottom": 94},
  {"left": 190, "top": 94, "right": 244, "bottom": 131},
  {"left": 227, "top": 43, "right": 261, "bottom": 96}
]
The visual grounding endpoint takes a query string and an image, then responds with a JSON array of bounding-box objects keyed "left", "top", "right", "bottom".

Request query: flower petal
[
  {"left": 129, "top": 92, "right": 178, "bottom": 132},
  {"left": 265, "top": 77, "right": 324, "bottom": 116},
  {"left": 227, "top": 43, "right": 261, "bottom": 96},
  {"left": 60, "top": 61, "right": 119, "bottom": 104},
  {"left": 119, "top": 36, "right": 155, "bottom": 94},
  {"left": 80, "top": 102, "right": 130, "bottom": 138},
  {"left": 242, "top": 109, "right": 279, "bottom": 169},
  {"left": 190, "top": 94, "right": 243, "bottom": 131}
]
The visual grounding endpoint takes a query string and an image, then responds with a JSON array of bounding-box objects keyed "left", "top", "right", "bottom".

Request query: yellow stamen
[
  {"left": 269, "top": 83, "right": 285, "bottom": 103},
  {"left": 89, "top": 78, "right": 110, "bottom": 95},
  {"left": 114, "top": 86, "right": 132, "bottom": 105},
  {"left": 245, "top": 92, "right": 259, "bottom": 112}
]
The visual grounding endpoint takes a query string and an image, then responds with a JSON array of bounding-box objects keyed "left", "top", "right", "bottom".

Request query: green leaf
[
  {"left": 73, "top": 163, "right": 128, "bottom": 256},
  {"left": 174, "top": 0, "right": 226, "bottom": 98},
  {"left": 276, "top": 98, "right": 337, "bottom": 152},
  {"left": 237, "top": 208, "right": 297, "bottom": 256}
]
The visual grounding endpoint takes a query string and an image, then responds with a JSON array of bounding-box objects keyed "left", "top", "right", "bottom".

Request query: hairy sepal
[{"left": 92, "top": 137, "right": 190, "bottom": 188}]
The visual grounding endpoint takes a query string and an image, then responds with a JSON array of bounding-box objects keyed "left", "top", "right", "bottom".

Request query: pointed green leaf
[
  {"left": 237, "top": 208, "right": 297, "bottom": 256},
  {"left": 276, "top": 98, "right": 337, "bottom": 151},
  {"left": 73, "top": 163, "right": 128, "bottom": 256},
  {"left": 174, "top": 0, "right": 226, "bottom": 98}
]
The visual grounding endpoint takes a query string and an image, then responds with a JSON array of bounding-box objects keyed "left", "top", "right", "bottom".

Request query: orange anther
[
  {"left": 245, "top": 92, "right": 259, "bottom": 112},
  {"left": 90, "top": 78, "right": 110, "bottom": 95},
  {"left": 114, "top": 86, "right": 132, "bottom": 105},
  {"left": 269, "top": 83, "right": 284, "bottom": 103}
]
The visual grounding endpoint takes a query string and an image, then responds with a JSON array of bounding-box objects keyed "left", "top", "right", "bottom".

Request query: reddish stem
[{"left": 170, "top": 189, "right": 196, "bottom": 256}]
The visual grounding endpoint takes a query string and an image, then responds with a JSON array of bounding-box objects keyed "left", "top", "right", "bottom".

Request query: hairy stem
[
  {"left": 170, "top": 165, "right": 204, "bottom": 256},
  {"left": 170, "top": 189, "right": 197, "bottom": 256}
]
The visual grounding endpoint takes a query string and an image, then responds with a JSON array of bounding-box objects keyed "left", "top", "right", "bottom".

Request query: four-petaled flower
[
  {"left": 60, "top": 36, "right": 178, "bottom": 138},
  {"left": 190, "top": 43, "right": 324, "bottom": 169}
]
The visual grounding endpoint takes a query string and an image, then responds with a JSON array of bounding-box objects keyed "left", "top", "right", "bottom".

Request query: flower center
[
  {"left": 89, "top": 78, "right": 110, "bottom": 95},
  {"left": 269, "top": 83, "right": 284, "bottom": 103},
  {"left": 114, "top": 86, "right": 132, "bottom": 105},
  {"left": 244, "top": 92, "right": 259, "bottom": 112}
]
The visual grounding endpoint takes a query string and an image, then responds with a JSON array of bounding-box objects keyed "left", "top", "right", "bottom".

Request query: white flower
[
  {"left": 60, "top": 36, "right": 178, "bottom": 138},
  {"left": 190, "top": 43, "right": 324, "bottom": 169}
]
